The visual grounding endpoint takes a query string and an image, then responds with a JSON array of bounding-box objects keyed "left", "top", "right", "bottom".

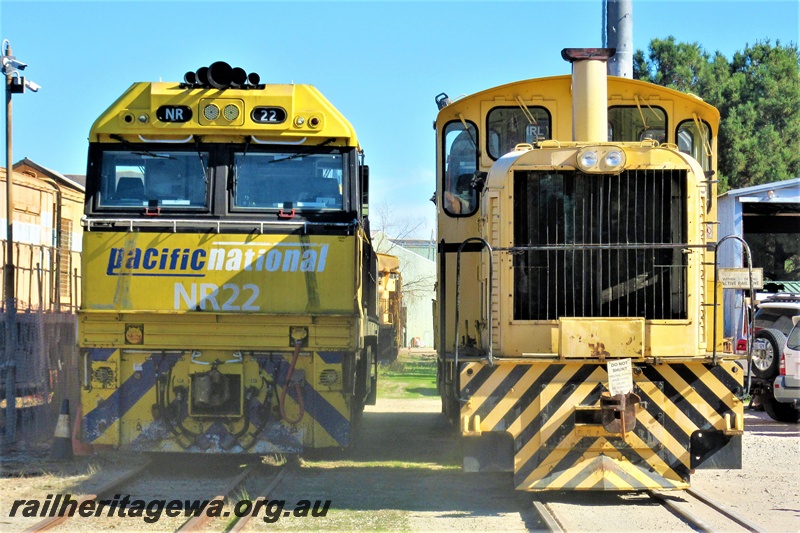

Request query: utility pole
[
  {"left": 604, "top": 0, "right": 633, "bottom": 78},
  {"left": 3, "top": 41, "right": 18, "bottom": 446},
  {"left": 2, "top": 40, "right": 39, "bottom": 447}
]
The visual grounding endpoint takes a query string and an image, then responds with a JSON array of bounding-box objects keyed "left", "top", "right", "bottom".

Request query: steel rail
[
  {"left": 23, "top": 459, "right": 153, "bottom": 532},
  {"left": 531, "top": 499, "right": 564, "bottom": 533},
  {"left": 648, "top": 490, "right": 715, "bottom": 532},
  {"left": 227, "top": 465, "right": 290, "bottom": 532},
  {"left": 649, "top": 488, "right": 768, "bottom": 533},
  {"left": 176, "top": 463, "right": 258, "bottom": 532},
  {"left": 686, "top": 488, "right": 767, "bottom": 533}
]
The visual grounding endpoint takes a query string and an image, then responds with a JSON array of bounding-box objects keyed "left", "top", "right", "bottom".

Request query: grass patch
[{"left": 377, "top": 352, "right": 437, "bottom": 400}]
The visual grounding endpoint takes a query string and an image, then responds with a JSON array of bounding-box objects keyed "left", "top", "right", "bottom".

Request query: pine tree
[{"left": 635, "top": 38, "right": 800, "bottom": 191}]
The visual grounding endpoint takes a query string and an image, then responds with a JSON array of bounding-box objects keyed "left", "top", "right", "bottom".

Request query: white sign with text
[{"left": 607, "top": 358, "right": 633, "bottom": 396}]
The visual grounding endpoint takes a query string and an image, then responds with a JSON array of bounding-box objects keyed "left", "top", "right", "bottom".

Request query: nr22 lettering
[{"left": 174, "top": 282, "right": 260, "bottom": 311}]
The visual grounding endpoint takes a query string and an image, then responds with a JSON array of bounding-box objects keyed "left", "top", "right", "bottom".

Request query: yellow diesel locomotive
[
  {"left": 79, "top": 62, "right": 379, "bottom": 454},
  {"left": 434, "top": 49, "right": 743, "bottom": 491}
]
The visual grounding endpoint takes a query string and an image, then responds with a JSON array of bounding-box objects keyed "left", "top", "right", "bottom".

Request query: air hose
[{"left": 279, "top": 341, "right": 306, "bottom": 424}]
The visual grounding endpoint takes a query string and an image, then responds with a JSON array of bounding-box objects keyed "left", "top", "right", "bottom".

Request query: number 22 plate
[{"left": 251, "top": 106, "right": 287, "bottom": 124}]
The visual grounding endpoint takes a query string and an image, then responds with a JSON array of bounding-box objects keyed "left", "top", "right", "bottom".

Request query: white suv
[
  {"left": 750, "top": 297, "right": 800, "bottom": 379},
  {"left": 772, "top": 316, "right": 800, "bottom": 423}
]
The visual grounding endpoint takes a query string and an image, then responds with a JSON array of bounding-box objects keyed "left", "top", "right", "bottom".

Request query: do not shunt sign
[{"left": 607, "top": 358, "right": 633, "bottom": 396}]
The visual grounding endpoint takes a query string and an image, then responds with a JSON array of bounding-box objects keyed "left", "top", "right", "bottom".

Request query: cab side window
[
  {"left": 677, "top": 120, "right": 712, "bottom": 172},
  {"left": 443, "top": 121, "right": 479, "bottom": 216},
  {"left": 487, "top": 106, "right": 551, "bottom": 159},
  {"left": 608, "top": 106, "right": 667, "bottom": 143}
]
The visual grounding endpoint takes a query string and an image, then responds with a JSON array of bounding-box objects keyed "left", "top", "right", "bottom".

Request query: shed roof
[
  {"left": 718, "top": 177, "right": 799, "bottom": 201},
  {"left": 13, "top": 158, "right": 86, "bottom": 192}
]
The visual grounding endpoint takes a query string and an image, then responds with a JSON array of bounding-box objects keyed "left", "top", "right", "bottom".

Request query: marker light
[
  {"left": 579, "top": 150, "right": 598, "bottom": 168},
  {"left": 223, "top": 104, "right": 240, "bottom": 121},
  {"left": 203, "top": 104, "right": 220, "bottom": 120}
]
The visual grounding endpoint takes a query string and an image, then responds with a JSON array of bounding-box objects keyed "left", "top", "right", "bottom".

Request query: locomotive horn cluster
[{"left": 182, "top": 61, "right": 262, "bottom": 89}]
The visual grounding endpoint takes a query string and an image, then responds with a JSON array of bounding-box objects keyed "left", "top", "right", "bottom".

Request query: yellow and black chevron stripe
[
  {"left": 460, "top": 360, "right": 743, "bottom": 491},
  {"left": 81, "top": 348, "right": 353, "bottom": 453}
]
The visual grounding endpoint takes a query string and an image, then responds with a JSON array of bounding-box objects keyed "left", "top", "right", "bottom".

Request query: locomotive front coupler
[{"left": 599, "top": 391, "right": 641, "bottom": 435}]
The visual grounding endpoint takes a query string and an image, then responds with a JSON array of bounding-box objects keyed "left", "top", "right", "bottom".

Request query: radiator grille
[{"left": 512, "top": 169, "right": 688, "bottom": 320}]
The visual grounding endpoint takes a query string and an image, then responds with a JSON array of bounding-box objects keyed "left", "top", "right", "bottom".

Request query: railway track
[
  {"left": 22, "top": 459, "right": 154, "bottom": 532},
  {"left": 648, "top": 488, "right": 767, "bottom": 533},
  {"left": 22, "top": 456, "right": 287, "bottom": 532},
  {"left": 531, "top": 488, "right": 769, "bottom": 533}
]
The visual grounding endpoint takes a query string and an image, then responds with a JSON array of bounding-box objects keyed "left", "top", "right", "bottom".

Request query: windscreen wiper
[
  {"left": 109, "top": 134, "right": 176, "bottom": 159},
  {"left": 267, "top": 138, "right": 336, "bottom": 164},
  {"left": 193, "top": 136, "right": 208, "bottom": 182}
]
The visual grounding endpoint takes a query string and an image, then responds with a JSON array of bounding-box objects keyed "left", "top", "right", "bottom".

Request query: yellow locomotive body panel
[
  {"left": 78, "top": 62, "right": 378, "bottom": 454},
  {"left": 434, "top": 49, "right": 741, "bottom": 491},
  {"left": 81, "top": 232, "right": 355, "bottom": 316}
]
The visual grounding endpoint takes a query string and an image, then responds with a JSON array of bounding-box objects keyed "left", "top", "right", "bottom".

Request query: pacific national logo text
[{"left": 106, "top": 242, "right": 329, "bottom": 277}]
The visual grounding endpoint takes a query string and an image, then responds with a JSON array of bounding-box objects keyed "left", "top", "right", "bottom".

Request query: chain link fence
[
  {"left": 1, "top": 240, "right": 81, "bottom": 453},
  {"left": 1, "top": 311, "right": 80, "bottom": 452}
]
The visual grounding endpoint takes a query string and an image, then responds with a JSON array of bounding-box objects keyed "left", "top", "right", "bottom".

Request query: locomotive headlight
[
  {"left": 223, "top": 104, "right": 240, "bottom": 121},
  {"left": 203, "top": 104, "right": 220, "bottom": 120},
  {"left": 577, "top": 147, "right": 626, "bottom": 173},
  {"left": 199, "top": 99, "right": 245, "bottom": 126},
  {"left": 578, "top": 149, "right": 598, "bottom": 169},
  {"left": 604, "top": 150, "right": 625, "bottom": 168}
]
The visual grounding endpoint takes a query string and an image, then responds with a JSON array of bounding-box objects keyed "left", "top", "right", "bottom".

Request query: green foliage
[
  {"left": 633, "top": 36, "right": 710, "bottom": 93},
  {"left": 635, "top": 38, "right": 800, "bottom": 191}
]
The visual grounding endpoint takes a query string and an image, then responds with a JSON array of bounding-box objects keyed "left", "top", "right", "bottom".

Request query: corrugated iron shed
[{"left": 717, "top": 178, "right": 800, "bottom": 337}]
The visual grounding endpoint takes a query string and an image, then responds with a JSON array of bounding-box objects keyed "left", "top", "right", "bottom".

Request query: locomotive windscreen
[{"left": 512, "top": 169, "right": 688, "bottom": 320}]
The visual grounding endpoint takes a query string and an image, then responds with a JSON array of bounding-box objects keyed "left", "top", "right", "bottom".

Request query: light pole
[{"left": 2, "top": 39, "right": 39, "bottom": 447}]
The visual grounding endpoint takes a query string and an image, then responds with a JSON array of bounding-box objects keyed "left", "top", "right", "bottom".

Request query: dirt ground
[
  {"left": 690, "top": 409, "right": 800, "bottom": 532},
  {"left": 247, "top": 397, "right": 540, "bottom": 532},
  {"left": 1, "top": 351, "right": 798, "bottom": 532},
  {"left": 253, "top": 398, "right": 799, "bottom": 533}
]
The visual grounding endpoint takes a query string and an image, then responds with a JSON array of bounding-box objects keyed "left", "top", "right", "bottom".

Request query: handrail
[
  {"left": 82, "top": 216, "right": 358, "bottom": 234},
  {"left": 454, "top": 237, "right": 493, "bottom": 400},
  {"left": 495, "top": 242, "right": 704, "bottom": 251},
  {"left": 712, "top": 235, "right": 755, "bottom": 398}
]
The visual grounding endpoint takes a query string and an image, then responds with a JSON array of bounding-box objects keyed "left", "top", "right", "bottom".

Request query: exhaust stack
[{"left": 561, "top": 48, "right": 616, "bottom": 142}]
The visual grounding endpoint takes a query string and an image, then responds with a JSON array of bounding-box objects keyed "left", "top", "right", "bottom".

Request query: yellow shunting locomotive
[
  {"left": 377, "top": 253, "right": 403, "bottom": 363},
  {"left": 434, "top": 49, "right": 743, "bottom": 491},
  {"left": 79, "top": 62, "right": 379, "bottom": 453}
]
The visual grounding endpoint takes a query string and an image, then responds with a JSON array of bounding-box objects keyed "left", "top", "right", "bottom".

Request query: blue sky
[{"left": 1, "top": 0, "right": 797, "bottom": 238}]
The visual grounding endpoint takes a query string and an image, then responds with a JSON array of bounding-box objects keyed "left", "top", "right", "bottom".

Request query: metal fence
[
  {"left": 0, "top": 240, "right": 82, "bottom": 313},
  {"left": 0, "top": 240, "right": 81, "bottom": 452},
  {"left": 1, "top": 311, "right": 79, "bottom": 451}
]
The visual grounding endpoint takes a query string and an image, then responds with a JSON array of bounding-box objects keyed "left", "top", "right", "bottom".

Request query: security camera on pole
[{"left": 2, "top": 39, "right": 40, "bottom": 448}]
